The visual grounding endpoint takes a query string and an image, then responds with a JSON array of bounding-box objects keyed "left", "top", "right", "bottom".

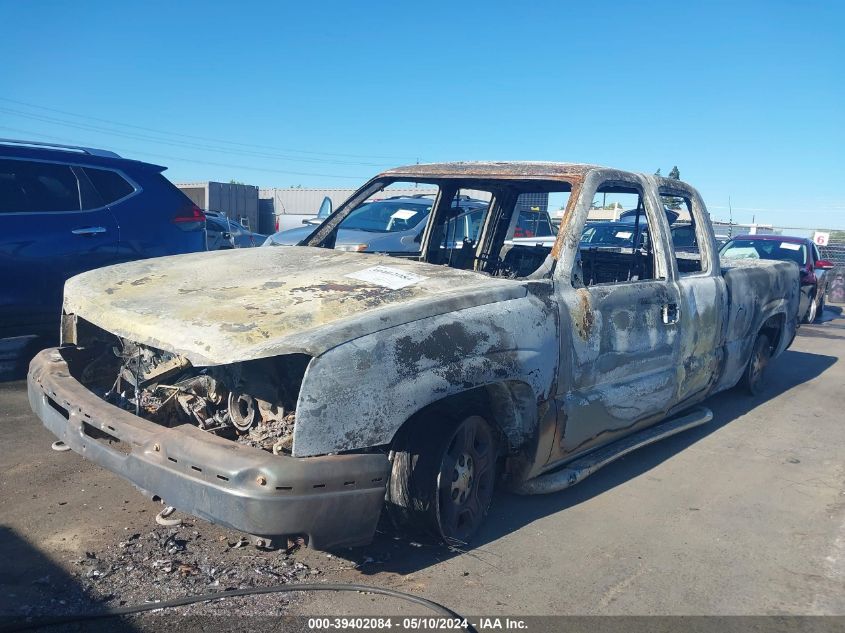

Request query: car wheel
[
  {"left": 804, "top": 291, "right": 818, "bottom": 323},
  {"left": 815, "top": 295, "right": 825, "bottom": 322},
  {"left": 742, "top": 332, "right": 771, "bottom": 396},
  {"left": 387, "top": 411, "right": 498, "bottom": 545}
]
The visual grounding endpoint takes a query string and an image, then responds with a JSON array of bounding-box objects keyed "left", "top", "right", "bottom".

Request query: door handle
[
  {"left": 662, "top": 303, "right": 680, "bottom": 325},
  {"left": 71, "top": 226, "right": 107, "bottom": 236}
]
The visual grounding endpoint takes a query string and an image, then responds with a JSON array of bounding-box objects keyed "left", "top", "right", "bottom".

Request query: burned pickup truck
[{"left": 29, "top": 163, "right": 799, "bottom": 549}]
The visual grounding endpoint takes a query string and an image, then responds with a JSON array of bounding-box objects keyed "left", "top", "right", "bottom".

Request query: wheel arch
[
  {"left": 390, "top": 380, "right": 542, "bottom": 456},
  {"left": 759, "top": 311, "right": 786, "bottom": 353}
]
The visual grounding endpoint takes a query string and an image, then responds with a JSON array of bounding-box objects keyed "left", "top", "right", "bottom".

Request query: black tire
[
  {"left": 387, "top": 409, "right": 498, "bottom": 546},
  {"left": 742, "top": 332, "right": 771, "bottom": 396}
]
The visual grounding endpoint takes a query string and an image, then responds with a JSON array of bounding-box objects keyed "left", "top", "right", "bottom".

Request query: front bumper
[{"left": 28, "top": 347, "right": 391, "bottom": 550}]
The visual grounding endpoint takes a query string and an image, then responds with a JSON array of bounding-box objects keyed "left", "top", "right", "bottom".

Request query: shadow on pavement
[
  {"left": 814, "top": 304, "right": 842, "bottom": 324},
  {"left": 799, "top": 304, "right": 844, "bottom": 338},
  {"left": 0, "top": 526, "right": 139, "bottom": 632},
  {"left": 347, "top": 343, "right": 838, "bottom": 575}
]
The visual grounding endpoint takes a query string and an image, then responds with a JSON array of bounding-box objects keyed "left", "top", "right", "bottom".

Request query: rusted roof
[{"left": 380, "top": 161, "right": 607, "bottom": 180}]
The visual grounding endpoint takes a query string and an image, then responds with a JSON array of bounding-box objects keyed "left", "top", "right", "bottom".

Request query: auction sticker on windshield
[
  {"left": 346, "top": 265, "right": 428, "bottom": 290},
  {"left": 390, "top": 209, "right": 419, "bottom": 220}
]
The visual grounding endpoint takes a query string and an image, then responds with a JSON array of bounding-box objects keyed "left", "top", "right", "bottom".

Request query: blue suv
[{"left": 0, "top": 139, "right": 207, "bottom": 339}]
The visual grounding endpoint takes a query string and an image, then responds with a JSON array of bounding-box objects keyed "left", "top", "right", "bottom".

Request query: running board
[{"left": 512, "top": 406, "right": 713, "bottom": 495}]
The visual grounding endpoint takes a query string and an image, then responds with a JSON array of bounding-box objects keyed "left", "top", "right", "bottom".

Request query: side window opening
[
  {"left": 661, "top": 192, "right": 705, "bottom": 275},
  {"left": 426, "top": 183, "right": 569, "bottom": 279},
  {"left": 489, "top": 188, "right": 569, "bottom": 279},
  {"left": 578, "top": 185, "right": 655, "bottom": 286},
  {"left": 429, "top": 188, "right": 495, "bottom": 269},
  {"left": 512, "top": 193, "right": 556, "bottom": 238}
]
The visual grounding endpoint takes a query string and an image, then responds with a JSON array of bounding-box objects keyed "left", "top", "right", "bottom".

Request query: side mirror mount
[
  {"left": 317, "top": 196, "right": 333, "bottom": 219},
  {"left": 816, "top": 259, "right": 835, "bottom": 270}
]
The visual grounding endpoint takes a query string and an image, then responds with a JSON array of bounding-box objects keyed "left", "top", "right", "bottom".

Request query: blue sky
[{"left": 1, "top": 0, "right": 843, "bottom": 227}]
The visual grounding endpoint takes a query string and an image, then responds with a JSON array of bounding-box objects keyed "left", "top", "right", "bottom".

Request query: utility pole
[{"left": 728, "top": 196, "right": 733, "bottom": 237}]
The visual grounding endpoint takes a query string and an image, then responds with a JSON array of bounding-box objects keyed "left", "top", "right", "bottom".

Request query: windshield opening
[
  {"left": 339, "top": 199, "right": 432, "bottom": 233},
  {"left": 297, "top": 176, "right": 573, "bottom": 279},
  {"left": 720, "top": 238, "right": 807, "bottom": 266}
]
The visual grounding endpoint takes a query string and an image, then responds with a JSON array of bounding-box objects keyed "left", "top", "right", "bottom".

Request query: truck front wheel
[{"left": 387, "top": 412, "right": 498, "bottom": 545}]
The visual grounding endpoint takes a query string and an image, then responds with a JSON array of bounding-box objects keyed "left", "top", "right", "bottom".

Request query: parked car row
[{"left": 205, "top": 211, "right": 267, "bottom": 250}]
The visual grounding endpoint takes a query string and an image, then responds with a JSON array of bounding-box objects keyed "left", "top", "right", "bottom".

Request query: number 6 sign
[{"left": 814, "top": 231, "right": 830, "bottom": 246}]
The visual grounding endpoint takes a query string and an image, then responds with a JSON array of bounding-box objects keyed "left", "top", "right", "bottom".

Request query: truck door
[
  {"left": 657, "top": 181, "right": 725, "bottom": 407},
  {"left": 554, "top": 175, "right": 682, "bottom": 459}
]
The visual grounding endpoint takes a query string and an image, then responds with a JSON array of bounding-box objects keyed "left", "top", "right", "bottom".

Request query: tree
[
  {"left": 659, "top": 166, "right": 683, "bottom": 210},
  {"left": 654, "top": 168, "right": 662, "bottom": 176}
]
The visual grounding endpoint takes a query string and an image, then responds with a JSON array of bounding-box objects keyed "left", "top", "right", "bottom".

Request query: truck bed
[{"left": 716, "top": 257, "right": 800, "bottom": 392}]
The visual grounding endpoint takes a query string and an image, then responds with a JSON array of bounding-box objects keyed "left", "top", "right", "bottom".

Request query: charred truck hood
[{"left": 63, "top": 246, "right": 528, "bottom": 366}]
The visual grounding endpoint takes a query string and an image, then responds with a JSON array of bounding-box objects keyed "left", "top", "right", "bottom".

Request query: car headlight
[{"left": 334, "top": 244, "right": 369, "bottom": 252}]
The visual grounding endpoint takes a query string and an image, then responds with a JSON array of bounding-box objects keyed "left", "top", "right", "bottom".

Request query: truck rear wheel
[
  {"left": 742, "top": 332, "right": 771, "bottom": 396},
  {"left": 387, "top": 411, "right": 498, "bottom": 545}
]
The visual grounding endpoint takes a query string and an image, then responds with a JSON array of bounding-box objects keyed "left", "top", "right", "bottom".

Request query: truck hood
[{"left": 63, "top": 247, "right": 526, "bottom": 365}]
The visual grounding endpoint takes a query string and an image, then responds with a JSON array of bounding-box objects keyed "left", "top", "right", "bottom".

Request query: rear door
[
  {"left": 657, "top": 180, "right": 725, "bottom": 407},
  {"left": 0, "top": 157, "right": 119, "bottom": 336}
]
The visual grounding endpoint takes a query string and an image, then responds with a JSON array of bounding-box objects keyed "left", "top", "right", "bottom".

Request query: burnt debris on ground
[{"left": 9, "top": 519, "right": 323, "bottom": 619}]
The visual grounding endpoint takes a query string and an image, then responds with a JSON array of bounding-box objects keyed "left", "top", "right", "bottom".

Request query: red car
[{"left": 720, "top": 234, "right": 834, "bottom": 322}]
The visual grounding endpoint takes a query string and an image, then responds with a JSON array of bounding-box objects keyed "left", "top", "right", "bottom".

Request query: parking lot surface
[{"left": 1, "top": 309, "right": 844, "bottom": 621}]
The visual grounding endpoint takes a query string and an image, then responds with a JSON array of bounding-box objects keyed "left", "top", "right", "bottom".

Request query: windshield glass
[
  {"left": 720, "top": 238, "right": 807, "bottom": 266},
  {"left": 581, "top": 223, "right": 642, "bottom": 246},
  {"left": 338, "top": 200, "right": 432, "bottom": 233}
]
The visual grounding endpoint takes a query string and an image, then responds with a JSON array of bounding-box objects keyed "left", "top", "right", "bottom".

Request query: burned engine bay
[{"left": 76, "top": 338, "right": 310, "bottom": 454}]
